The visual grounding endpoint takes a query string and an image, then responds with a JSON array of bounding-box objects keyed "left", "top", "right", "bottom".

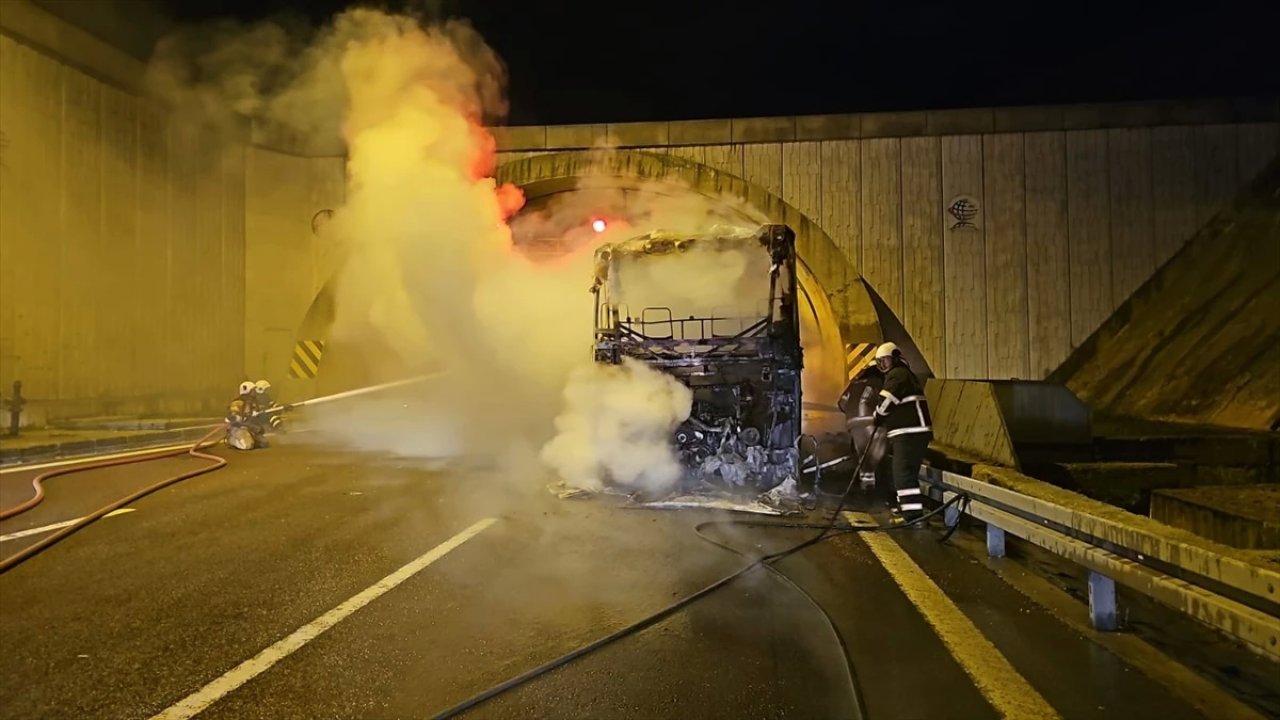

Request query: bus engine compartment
[{"left": 590, "top": 224, "right": 804, "bottom": 495}]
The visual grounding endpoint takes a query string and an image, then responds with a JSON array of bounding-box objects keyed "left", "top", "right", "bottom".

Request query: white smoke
[
  {"left": 143, "top": 11, "right": 507, "bottom": 152},
  {"left": 144, "top": 9, "right": 779, "bottom": 495},
  {"left": 606, "top": 239, "right": 773, "bottom": 328},
  {"left": 298, "top": 14, "right": 754, "bottom": 479},
  {"left": 540, "top": 358, "right": 693, "bottom": 494}
]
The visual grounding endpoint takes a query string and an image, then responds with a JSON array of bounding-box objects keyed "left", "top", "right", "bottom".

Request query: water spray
[
  {"left": 277, "top": 375, "right": 433, "bottom": 411},
  {"left": 230, "top": 375, "right": 436, "bottom": 450}
]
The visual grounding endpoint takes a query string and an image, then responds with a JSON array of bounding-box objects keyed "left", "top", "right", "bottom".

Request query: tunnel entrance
[
  {"left": 290, "top": 149, "right": 936, "bottom": 442},
  {"left": 505, "top": 175, "right": 850, "bottom": 411}
]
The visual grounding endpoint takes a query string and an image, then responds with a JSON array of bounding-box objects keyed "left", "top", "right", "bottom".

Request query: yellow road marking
[
  {"left": 846, "top": 511, "right": 1061, "bottom": 720},
  {"left": 974, "top": 545, "right": 1269, "bottom": 720}
]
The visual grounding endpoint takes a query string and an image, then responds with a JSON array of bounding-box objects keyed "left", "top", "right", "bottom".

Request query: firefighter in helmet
[
  {"left": 238, "top": 381, "right": 258, "bottom": 413},
  {"left": 253, "top": 379, "right": 284, "bottom": 432},
  {"left": 225, "top": 399, "right": 264, "bottom": 450},
  {"left": 870, "top": 342, "right": 933, "bottom": 522}
]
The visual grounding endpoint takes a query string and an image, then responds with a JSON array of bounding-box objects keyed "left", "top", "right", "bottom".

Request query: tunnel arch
[
  {"left": 292, "top": 149, "right": 930, "bottom": 401},
  {"left": 495, "top": 150, "right": 871, "bottom": 345},
  {"left": 494, "top": 150, "right": 886, "bottom": 404}
]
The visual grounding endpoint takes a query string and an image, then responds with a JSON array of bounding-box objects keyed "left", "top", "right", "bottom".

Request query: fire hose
[
  {"left": 0, "top": 426, "right": 228, "bottom": 574},
  {"left": 429, "top": 428, "right": 971, "bottom": 719},
  {"left": 0, "top": 375, "right": 432, "bottom": 574}
]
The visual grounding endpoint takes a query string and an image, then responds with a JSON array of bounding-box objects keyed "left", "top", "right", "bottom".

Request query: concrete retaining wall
[
  {"left": 0, "top": 7, "right": 246, "bottom": 419},
  {"left": 242, "top": 148, "right": 344, "bottom": 399},
  {"left": 498, "top": 101, "right": 1280, "bottom": 382},
  {"left": 1151, "top": 485, "right": 1280, "bottom": 549},
  {"left": 1052, "top": 158, "right": 1280, "bottom": 431},
  {"left": 924, "top": 379, "right": 1020, "bottom": 468}
]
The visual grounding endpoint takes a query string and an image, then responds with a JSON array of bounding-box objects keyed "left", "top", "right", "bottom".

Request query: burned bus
[{"left": 590, "top": 224, "right": 804, "bottom": 493}]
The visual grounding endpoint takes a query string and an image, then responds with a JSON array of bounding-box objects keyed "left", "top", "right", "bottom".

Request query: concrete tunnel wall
[
  {"left": 0, "top": 3, "right": 346, "bottom": 421},
  {"left": 497, "top": 107, "right": 1280, "bottom": 382},
  {"left": 0, "top": 9, "right": 247, "bottom": 421},
  {"left": 259, "top": 112, "right": 1280, "bottom": 413},
  {"left": 9, "top": 0, "right": 1277, "bottom": 421},
  {"left": 292, "top": 112, "right": 1280, "bottom": 411},
  {"left": 242, "top": 148, "right": 345, "bottom": 402},
  {"left": 1051, "top": 157, "right": 1280, "bottom": 431}
]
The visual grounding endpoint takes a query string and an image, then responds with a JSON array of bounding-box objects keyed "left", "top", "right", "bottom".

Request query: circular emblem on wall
[
  {"left": 946, "top": 195, "right": 981, "bottom": 231},
  {"left": 311, "top": 209, "right": 334, "bottom": 236}
]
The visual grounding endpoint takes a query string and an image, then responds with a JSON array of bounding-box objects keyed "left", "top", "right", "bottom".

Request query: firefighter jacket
[
  {"left": 874, "top": 364, "right": 933, "bottom": 438},
  {"left": 239, "top": 392, "right": 260, "bottom": 414}
]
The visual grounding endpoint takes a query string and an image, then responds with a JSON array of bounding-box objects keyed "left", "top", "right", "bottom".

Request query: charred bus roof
[{"left": 590, "top": 224, "right": 794, "bottom": 288}]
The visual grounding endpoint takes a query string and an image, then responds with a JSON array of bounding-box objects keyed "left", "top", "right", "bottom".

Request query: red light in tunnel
[{"left": 591, "top": 218, "right": 607, "bottom": 233}]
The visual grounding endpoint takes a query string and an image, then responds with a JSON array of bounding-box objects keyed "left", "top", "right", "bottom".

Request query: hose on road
[
  {"left": 0, "top": 378, "right": 431, "bottom": 575},
  {"left": 430, "top": 429, "right": 970, "bottom": 719},
  {"left": 0, "top": 426, "right": 228, "bottom": 574}
]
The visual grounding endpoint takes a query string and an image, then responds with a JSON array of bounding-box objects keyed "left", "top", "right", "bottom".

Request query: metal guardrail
[{"left": 918, "top": 466, "right": 1280, "bottom": 663}]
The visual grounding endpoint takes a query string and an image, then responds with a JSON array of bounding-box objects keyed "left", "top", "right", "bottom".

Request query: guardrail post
[
  {"left": 986, "top": 525, "right": 1006, "bottom": 558},
  {"left": 1088, "top": 571, "right": 1118, "bottom": 631},
  {"left": 944, "top": 504, "right": 960, "bottom": 529}
]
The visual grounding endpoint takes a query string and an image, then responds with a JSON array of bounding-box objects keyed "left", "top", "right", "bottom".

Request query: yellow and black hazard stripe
[
  {"left": 288, "top": 340, "right": 326, "bottom": 379},
  {"left": 846, "top": 342, "right": 877, "bottom": 381}
]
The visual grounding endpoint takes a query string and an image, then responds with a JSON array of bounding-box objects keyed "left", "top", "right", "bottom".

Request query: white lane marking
[
  {"left": 151, "top": 517, "right": 497, "bottom": 720},
  {"left": 0, "top": 444, "right": 195, "bottom": 474},
  {"left": 846, "top": 511, "right": 1060, "bottom": 720},
  {"left": 0, "top": 509, "right": 137, "bottom": 542}
]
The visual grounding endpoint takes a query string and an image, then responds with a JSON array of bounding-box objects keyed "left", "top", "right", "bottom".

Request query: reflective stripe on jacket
[{"left": 874, "top": 365, "right": 933, "bottom": 438}]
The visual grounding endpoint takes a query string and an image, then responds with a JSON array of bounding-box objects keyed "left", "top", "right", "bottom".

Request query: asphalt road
[{"left": 0, "top": 439, "right": 1259, "bottom": 719}]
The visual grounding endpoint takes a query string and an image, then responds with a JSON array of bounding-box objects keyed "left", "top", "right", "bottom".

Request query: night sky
[{"left": 161, "top": 0, "right": 1279, "bottom": 126}]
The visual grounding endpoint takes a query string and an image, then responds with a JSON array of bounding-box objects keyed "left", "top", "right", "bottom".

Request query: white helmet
[
  {"left": 254, "top": 380, "right": 272, "bottom": 393},
  {"left": 874, "top": 342, "right": 900, "bottom": 360},
  {"left": 239, "top": 381, "right": 255, "bottom": 395}
]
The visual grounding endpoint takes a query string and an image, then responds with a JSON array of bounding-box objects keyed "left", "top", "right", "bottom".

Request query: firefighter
[
  {"left": 226, "top": 399, "right": 247, "bottom": 425},
  {"left": 253, "top": 379, "right": 274, "bottom": 408},
  {"left": 251, "top": 379, "right": 284, "bottom": 433},
  {"left": 870, "top": 342, "right": 933, "bottom": 522},
  {"left": 225, "top": 399, "right": 262, "bottom": 450},
  {"left": 238, "top": 381, "right": 257, "bottom": 412}
]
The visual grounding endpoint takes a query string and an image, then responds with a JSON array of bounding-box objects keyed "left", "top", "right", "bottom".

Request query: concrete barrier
[
  {"left": 1151, "top": 485, "right": 1280, "bottom": 550},
  {"left": 925, "top": 380, "right": 1020, "bottom": 469}
]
